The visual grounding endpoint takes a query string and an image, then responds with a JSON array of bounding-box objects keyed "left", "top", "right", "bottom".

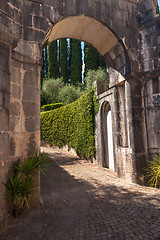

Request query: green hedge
[
  {"left": 41, "top": 90, "right": 97, "bottom": 159},
  {"left": 41, "top": 103, "right": 64, "bottom": 112}
]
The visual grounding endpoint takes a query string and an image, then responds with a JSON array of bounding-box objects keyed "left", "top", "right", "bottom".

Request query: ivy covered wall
[{"left": 41, "top": 90, "right": 97, "bottom": 159}]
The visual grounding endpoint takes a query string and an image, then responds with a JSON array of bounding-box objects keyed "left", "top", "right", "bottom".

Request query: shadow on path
[{"left": 0, "top": 147, "right": 160, "bottom": 239}]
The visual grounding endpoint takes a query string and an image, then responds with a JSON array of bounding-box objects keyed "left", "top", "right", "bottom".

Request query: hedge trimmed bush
[
  {"left": 41, "top": 90, "right": 97, "bottom": 159},
  {"left": 41, "top": 102, "right": 64, "bottom": 112}
]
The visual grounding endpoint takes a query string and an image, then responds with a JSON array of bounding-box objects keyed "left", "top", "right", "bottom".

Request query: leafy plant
[
  {"left": 15, "top": 152, "right": 49, "bottom": 179},
  {"left": 145, "top": 154, "right": 160, "bottom": 188},
  {"left": 41, "top": 103, "right": 64, "bottom": 112},
  {"left": 3, "top": 152, "right": 50, "bottom": 217},
  {"left": 41, "top": 90, "right": 97, "bottom": 159},
  {"left": 156, "top": 5, "right": 160, "bottom": 16},
  {"left": 3, "top": 174, "right": 32, "bottom": 217},
  {"left": 84, "top": 67, "right": 109, "bottom": 92}
]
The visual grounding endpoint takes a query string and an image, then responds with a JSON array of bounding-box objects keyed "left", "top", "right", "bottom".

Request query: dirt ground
[{"left": 0, "top": 146, "right": 160, "bottom": 240}]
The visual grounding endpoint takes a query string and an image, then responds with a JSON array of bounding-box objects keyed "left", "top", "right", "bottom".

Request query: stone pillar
[
  {"left": 0, "top": 41, "right": 11, "bottom": 228},
  {"left": 125, "top": 79, "right": 148, "bottom": 184},
  {"left": 0, "top": 33, "right": 19, "bottom": 227},
  {"left": 9, "top": 39, "right": 42, "bottom": 209}
]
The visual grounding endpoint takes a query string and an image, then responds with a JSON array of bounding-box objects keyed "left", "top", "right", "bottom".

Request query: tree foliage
[
  {"left": 59, "top": 85, "right": 83, "bottom": 105},
  {"left": 84, "top": 43, "right": 99, "bottom": 75},
  {"left": 156, "top": 4, "right": 160, "bottom": 16},
  {"left": 41, "top": 77, "right": 84, "bottom": 106},
  {"left": 84, "top": 42, "right": 106, "bottom": 76},
  {"left": 41, "top": 90, "right": 96, "bottom": 159},
  {"left": 59, "top": 39, "right": 69, "bottom": 84},
  {"left": 84, "top": 67, "right": 109, "bottom": 92},
  {"left": 70, "top": 39, "right": 82, "bottom": 85},
  {"left": 41, "top": 77, "right": 64, "bottom": 105},
  {"left": 48, "top": 41, "right": 59, "bottom": 79}
]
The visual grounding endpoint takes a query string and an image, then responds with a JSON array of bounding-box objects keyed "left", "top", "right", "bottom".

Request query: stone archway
[
  {"left": 44, "top": 15, "right": 130, "bottom": 78},
  {"left": 0, "top": 0, "right": 160, "bottom": 226}
]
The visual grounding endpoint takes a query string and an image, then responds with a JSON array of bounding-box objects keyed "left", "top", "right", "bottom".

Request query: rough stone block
[
  {"left": 0, "top": 48, "right": 10, "bottom": 75},
  {"left": 23, "top": 14, "right": 33, "bottom": 28},
  {"left": 23, "top": 86, "right": 39, "bottom": 102},
  {"left": 23, "top": 101, "right": 40, "bottom": 117},
  {"left": 0, "top": 110, "right": 9, "bottom": 131},
  {"left": 0, "top": 91, "right": 10, "bottom": 111},
  {"left": 0, "top": 134, "right": 9, "bottom": 158},
  {"left": 7, "top": 4, "right": 23, "bottom": 23},
  {"left": 23, "top": 70, "right": 39, "bottom": 86},
  {"left": 11, "top": 67, "right": 21, "bottom": 85},
  {"left": 34, "top": 15, "right": 51, "bottom": 31},
  {"left": 24, "top": 27, "right": 45, "bottom": 43},
  {"left": 11, "top": 84, "right": 21, "bottom": 100},
  {"left": 25, "top": 117, "right": 40, "bottom": 132},
  {"left": 9, "top": 116, "right": 21, "bottom": 132},
  {"left": 10, "top": 101, "right": 21, "bottom": 116},
  {"left": 25, "top": 1, "right": 43, "bottom": 15},
  {"left": 21, "top": 132, "right": 40, "bottom": 157},
  {"left": 0, "top": 72, "right": 10, "bottom": 92},
  {"left": 10, "top": 136, "right": 16, "bottom": 157},
  {"left": 156, "top": 23, "right": 160, "bottom": 36}
]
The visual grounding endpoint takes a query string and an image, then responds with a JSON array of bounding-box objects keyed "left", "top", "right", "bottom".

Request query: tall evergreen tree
[
  {"left": 70, "top": 39, "right": 82, "bottom": 85},
  {"left": 84, "top": 43, "right": 107, "bottom": 76},
  {"left": 98, "top": 55, "right": 106, "bottom": 69},
  {"left": 84, "top": 43, "right": 99, "bottom": 76},
  {"left": 59, "top": 39, "right": 69, "bottom": 84},
  {"left": 48, "top": 41, "right": 59, "bottom": 79},
  {"left": 44, "top": 46, "right": 48, "bottom": 77},
  {"left": 41, "top": 49, "right": 46, "bottom": 89}
]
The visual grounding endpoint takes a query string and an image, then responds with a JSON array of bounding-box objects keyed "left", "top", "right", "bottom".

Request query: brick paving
[{"left": 1, "top": 146, "right": 160, "bottom": 240}]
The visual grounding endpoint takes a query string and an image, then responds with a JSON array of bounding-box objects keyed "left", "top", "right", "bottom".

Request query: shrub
[
  {"left": 41, "top": 103, "right": 64, "bottom": 112},
  {"left": 3, "top": 152, "right": 49, "bottom": 217},
  {"left": 41, "top": 77, "right": 64, "bottom": 105},
  {"left": 145, "top": 154, "right": 160, "bottom": 188},
  {"left": 41, "top": 90, "right": 98, "bottom": 159},
  {"left": 58, "top": 85, "right": 83, "bottom": 105},
  {"left": 84, "top": 67, "right": 109, "bottom": 92}
]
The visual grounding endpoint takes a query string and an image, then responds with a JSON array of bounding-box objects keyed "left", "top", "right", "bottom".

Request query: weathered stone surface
[
  {"left": 25, "top": 117, "right": 40, "bottom": 132},
  {"left": 0, "top": 0, "right": 160, "bottom": 229},
  {"left": 22, "top": 101, "right": 40, "bottom": 117},
  {"left": 23, "top": 86, "right": 39, "bottom": 102}
]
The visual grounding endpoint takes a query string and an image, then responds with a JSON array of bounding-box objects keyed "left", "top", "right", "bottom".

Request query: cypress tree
[
  {"left": 98, "top": 55, "right": 106, "bottom": 70},
  {"left": 156, "top": 4, "right": 160, "bottom": 15},
  {"left": 84, "top": 43, "right": 99, "bottom": 76},
  {"left": 41, "top": 49, "right": 46, "bottom": 89},
  {"left": 48, "top": 41, "right": 59, "bottom": 79},
  {"left": 59, "top": 39, "right": 69, "bottom": 84},
  {"left": 44, "top": 46, "right": 48, "bottom": 77},
  {"left": 70, "top": 39, "right": 82, "bottom": 85}
]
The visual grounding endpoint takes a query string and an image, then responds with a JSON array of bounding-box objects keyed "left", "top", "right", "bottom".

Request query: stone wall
[
  {"left": 139, "top": 2, "right": 160, "bottom": 156},
  {"left": 0, "top": 0, "right": 160, "bottom": 227}
]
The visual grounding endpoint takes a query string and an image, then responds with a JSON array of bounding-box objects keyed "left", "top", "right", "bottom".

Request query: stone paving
[{"left": 1, "top": 146, "right": 160, "bottom": 240}]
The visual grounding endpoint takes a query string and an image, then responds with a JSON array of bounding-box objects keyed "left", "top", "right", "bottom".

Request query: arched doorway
[
  {"left": 101, "top": 102, "right": 115, "bottom": 171},
  {"left": 107, "top": 109, "right": 115, "bottom": 171}
]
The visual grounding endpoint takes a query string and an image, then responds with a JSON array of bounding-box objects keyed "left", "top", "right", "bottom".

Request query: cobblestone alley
[{"left": 0, "top": 146, "right": 160, "bottom": 240}]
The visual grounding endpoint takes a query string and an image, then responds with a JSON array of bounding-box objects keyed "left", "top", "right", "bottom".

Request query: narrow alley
[{"left": 1, "top": 146, "right": 160, "bottom": 240}]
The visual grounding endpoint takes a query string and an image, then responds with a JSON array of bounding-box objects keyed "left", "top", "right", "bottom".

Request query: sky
[{"left": 158, "top": 0, "right": 160, "bottom": 7}]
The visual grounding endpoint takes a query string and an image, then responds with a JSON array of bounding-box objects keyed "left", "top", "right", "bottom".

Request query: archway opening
[
  {"left": 101, "top": 102, "right": 115, "bottom": 171},
  {"left": 44, "top": 15, "right": 130, "bottom": 78},
  {"left": 40, "top": 37, "right": 109, "bottom": 107},
  {"left": 40, "top": 15, "right": 129, "bottom": 173}
]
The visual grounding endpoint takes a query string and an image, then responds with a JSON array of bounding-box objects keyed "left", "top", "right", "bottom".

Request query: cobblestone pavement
[{"left": 1, "top": 146, "right": 160, "bottom": 240}]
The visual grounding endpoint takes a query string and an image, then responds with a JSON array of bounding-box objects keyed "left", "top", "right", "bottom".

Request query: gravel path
[{"left": 0, "top": 146, "right": 160, "bottom": 240}]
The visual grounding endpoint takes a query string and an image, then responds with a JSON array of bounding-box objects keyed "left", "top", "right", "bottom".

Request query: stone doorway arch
[{"left": 101, "top": 101, "right": 115, "bottom": 172}]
